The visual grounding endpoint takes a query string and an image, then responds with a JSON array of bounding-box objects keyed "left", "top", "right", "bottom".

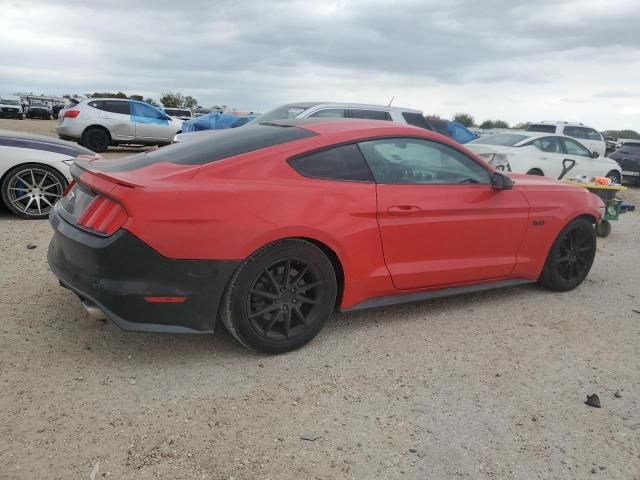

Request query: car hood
[{"left": 0, "top": 129, "right": 94, "bottom": 157}]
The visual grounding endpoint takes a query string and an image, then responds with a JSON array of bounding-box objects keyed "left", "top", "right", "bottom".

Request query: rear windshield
[
  {"left": 93, "top": 123, "right": 317, "bottom": 171},
  {"left": 471, "top": 134, "right": 528, "bottom": 146},
  {"left": 401, "top": 112, "right": 432, "bottom": 130},
  {"left": 527, "top": 124, "right": 556, "bottom": 134},
  {"left": 165, "top": 109, "right": 190, "bottom": 117}
]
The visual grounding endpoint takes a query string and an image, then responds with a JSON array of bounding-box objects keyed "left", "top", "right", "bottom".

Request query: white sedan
[
  {"left": 0, "top": 129, "right": 94, "bottom": 219},
  {"left": 467, "top": 131, "right": 622, "bottom": 183}
]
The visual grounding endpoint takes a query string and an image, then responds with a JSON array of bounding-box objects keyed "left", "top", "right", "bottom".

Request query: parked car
[
  {"left": 252, "top": 102, "right": 433, "bottom": 129},
  {"left": 527, "top": 122, "right": 606, "bottom": 158},
  {"left": 48, "top": 118, "right": 602, "bottom": 353},
  {"left": 0, "top": 129, "right": 94, "bottom": 218},
  {"left": 609, "top": 141, "right": 640, "bottom": 184},
  {"left": 467, "top": 131, "right": 622, "bottom": 183},
  {"left": 0, "top": 96, "right": 23, "bottom": 119},
  {"left": 428, "top": 118, "right": 476, "bottom": 143},
  {"left": 56, "top": 98, "right": 183, "bottom": 152},
  {"left": 26, "top": 101, "right": 52, "bottom": 120},
  {"left": 160, "top": 107, "right": 193, "bottom": 121}
]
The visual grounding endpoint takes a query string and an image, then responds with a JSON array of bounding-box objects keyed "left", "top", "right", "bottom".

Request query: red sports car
[{"left": 48, "top": 119, "right": 603, "bottom": 353}]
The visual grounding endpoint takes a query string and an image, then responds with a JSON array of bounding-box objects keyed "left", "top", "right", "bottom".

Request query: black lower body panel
[{"left": 48, "top": 206, "right": 240, "bottom": 333}]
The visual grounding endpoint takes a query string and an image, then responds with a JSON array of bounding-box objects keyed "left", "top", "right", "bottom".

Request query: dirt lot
[{"left": 1, "top": 118, "right": 639, "bottom": 479}]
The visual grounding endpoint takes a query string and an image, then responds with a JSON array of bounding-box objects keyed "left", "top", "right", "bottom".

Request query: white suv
[
  {"left": 527, "top": 121, "right": 606, "bottom": 158},
  {"left": 56, "top": 98, "right": 183, "bottom": 152},
  {"left": 173, "top": 102, "right": 432, "bottom": 143}
]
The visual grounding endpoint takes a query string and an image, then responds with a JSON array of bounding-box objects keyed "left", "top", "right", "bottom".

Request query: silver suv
[
  {"left": 173, "top": 102, "right": 432, "bottom": 143},
  {"left": 56, "top": 98, "right": 183, "bottom": 152}
]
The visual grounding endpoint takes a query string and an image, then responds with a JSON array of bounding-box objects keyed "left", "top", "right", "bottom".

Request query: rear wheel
[
  {"left": 606, "top": 170, "right": 621, "bottom": 184},
  {"left": 221, "top": 239, "right": 337, "bottom": 354},
  {"left": 1, "top": 163, "right": 67, "bottom": 219},
  {"left": 527, "top": 168, "right": 544, "bottom": 176},
  {"left": 595, "top": 220, "right": 612, "bottom": 238},
  {"left": 81, "top": 127, "right": 110, "bottom": 152},
  {"left": 538, "top": 217, "right": 596, "bottom": 291}
]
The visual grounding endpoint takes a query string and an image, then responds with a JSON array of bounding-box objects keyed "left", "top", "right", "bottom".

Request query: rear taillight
[
  {"left": 63, "top": 180, "right": 76, "bottom": 197},
  {"left": 77, "top": 195, "right": 128, "bottom": 235},
  {"left": 63, "top": 110, "right": 80, "bottom": 118}
]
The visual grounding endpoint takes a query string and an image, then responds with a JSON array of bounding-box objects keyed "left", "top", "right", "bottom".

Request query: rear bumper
[{"left": 47, "top": 204, "right": 240, "bottom": 333}]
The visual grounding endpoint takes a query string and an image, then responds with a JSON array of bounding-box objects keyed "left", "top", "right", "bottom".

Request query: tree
[
  {"left": 479, "top": 119, "right": 509, "bottom": 129},
  {"left": 183, "top": 95, "right": 198, "bottom": 109},
  {"left": 160, "top": 92, "right": 185, "bottom": 108},
  {"left": 129, "top": 94, "right": 143, "bottom": 101},
  {"left": 479, "top": 120, "right": 495, "bottom": 129},
  {"left": 453, "top": 113, "right": 475, "bottom": 127},
  {"left": 90, "top": 91, "right": 128, "bottom": 98},
  {"left": 603, "top": 129, "right": 640, "bottom": 140},
  {"left": 144, "top": 97, "right": 159, "bottom": 107},
  {"left": 514, "top": 122, "right": 530, "bottom": 130}
]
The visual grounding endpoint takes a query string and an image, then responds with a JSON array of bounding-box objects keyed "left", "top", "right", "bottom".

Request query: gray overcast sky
[{"left": 1, "top": 0, "right": 639, "bottom": 129}]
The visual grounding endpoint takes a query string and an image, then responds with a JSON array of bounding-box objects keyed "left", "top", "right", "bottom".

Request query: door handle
[{"left": 387, "top": 205, "right": 422, "bottom": 215}]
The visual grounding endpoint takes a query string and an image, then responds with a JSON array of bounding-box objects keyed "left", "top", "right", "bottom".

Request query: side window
[
  {"left": 102, "top": 101, "right": 130, "bottom": 115},
  {"left": 288, "top": 144, "right": 373, "bottom": 182},
  {"left": 358, "top": 138, "right": 490, "bottom": 185},
  {"left": 402, "top": 112, "right": 432, "bottom": 130},
  {"left": 348, "top": 109, "right": 392, "bottom": 121},
  {"left": 530, "top": 136, "right": 563, "bottom": 153},
  {"left": 586, "top": 129, "right": 602, "bottom": 141},
  {"left": 308, "top": 109, "right": 346, "bottom": 118},
  {"left": 88, "top": 100, "right": 104, "bottom": 110},
  {"left": 562, "top": 138, "right": 591, "bottom": 157},
  {"left": 130, "top": 102, "right": 166, "bottom": 119}
]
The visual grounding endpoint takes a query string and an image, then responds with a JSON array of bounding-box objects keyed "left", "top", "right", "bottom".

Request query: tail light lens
[
  {"left": 63, "top": 110, "right": 80, "bottom": 119},
  {"left": 77, "top": 195, "right": 128, "bottom": 235}
]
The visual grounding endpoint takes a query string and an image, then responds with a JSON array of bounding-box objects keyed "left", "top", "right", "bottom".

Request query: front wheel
[
  {"left": 538, "top": 217, "right": 596, "bottom": 291},
  {"left": 221, "top": 239, "right": 337, "bottom": 354},
  {"left": 606, "top": 170, "right": 621, "bottom": 184}
]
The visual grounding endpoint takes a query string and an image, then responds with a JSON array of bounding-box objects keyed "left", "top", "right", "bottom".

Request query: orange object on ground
[{"left": 593, "top": 176, "right": 610, "bottom": 185}]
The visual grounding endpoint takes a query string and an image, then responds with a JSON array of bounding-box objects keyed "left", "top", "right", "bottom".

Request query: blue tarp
[
  {"left": 182, "top": 112, "right": 256, "bottom": 133},
  {"left": 447, "top": 121, "right": 476, "bottom": 144}
]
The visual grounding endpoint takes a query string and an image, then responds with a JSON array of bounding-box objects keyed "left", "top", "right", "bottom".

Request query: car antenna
[{"left": 387, "top": 96, "right": 394, "bottom": 107}]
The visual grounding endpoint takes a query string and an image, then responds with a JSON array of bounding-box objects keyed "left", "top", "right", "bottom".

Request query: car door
[
  {"left": 130, "top": 101, "right": 173, "bottom": 142},
  {"left": 358, "top": 137, "right": 529, "bottom": 290},
  {"left": 527, "top": 136, "right": 566, "bottom": 178},
  {"left": 559, "top": 137, "right": 595, "bottom": 178},
  {"left": 91, "top": 100, "right": 135, "bottom": 141}
]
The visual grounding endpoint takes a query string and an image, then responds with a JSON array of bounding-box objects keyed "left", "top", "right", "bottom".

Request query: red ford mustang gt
[{"left": 48, "top": 119, "right": 603, "bottom": 353}]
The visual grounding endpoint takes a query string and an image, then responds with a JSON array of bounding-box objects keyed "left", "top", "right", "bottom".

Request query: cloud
[{"left": 1, "top": 0, "right": 639, "bottom": 129}]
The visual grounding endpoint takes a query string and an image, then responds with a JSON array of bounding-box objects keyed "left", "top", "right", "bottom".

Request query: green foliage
[
  {"left": 129, "top": 94, "right": 144, "bottom": 101},
  {"left": 144, "top": 97, "right": 159, "bottom": 107},
  {"left": 513, "top": 122, "right": 530, "bottom": 130},
  {"left": 453, "top": 113, "right": 475, "bottom": 127},
  {"left": 603, "top": 129, "right": 640, "bottom": 140},
  {"left": 160, "top": 92, "right": 185, "bottom": 108},
  {"left": 90, "top": 91, "right": 128, "bottom": 99},
  {"left": 183, "top": 95, "right": 198, "bottom": 109},
  {"left": 479, "top": 119, "right": 510, "bottom": 129}
]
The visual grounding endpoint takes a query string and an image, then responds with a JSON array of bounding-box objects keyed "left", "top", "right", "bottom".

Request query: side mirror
[
  {"left": 491, "top": 171, "right": 513, "bottom": 190},
  {"left": 591, "top": 151, "right": 599, "bottom": 158}
]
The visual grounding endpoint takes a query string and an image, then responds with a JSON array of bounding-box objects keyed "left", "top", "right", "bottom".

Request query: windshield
[
  {"left": 30, "top": 102, "right": 46, "bottom": 107},
  {"left": 1, "top": 99, "right": 20, "bottom": 105},
  {"left": 471, "top": 133, "right": 528, "bottom": 146},
  {"left": 251, "top": 105, "right": 308, "bottom": 123}
]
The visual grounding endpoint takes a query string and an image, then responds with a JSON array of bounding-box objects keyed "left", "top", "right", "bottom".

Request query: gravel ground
[{"left": 1, "top": 118, "right": 639, "bottom": 479}]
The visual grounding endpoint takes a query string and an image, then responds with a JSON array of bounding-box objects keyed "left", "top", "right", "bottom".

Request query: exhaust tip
[{"left": 81, "top": 300, "right": 107, "bottom": 321}]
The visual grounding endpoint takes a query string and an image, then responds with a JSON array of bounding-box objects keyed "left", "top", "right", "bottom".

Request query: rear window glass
[
  {"left": 349, "top": 109, "right": 392, "bottom": 121},
  {"left": 471, "top": 134, "right": 528, "bottom": 146},
  {"left": 527, "top": 124, "right": 556, "bottom": 134},
  {"left": 402, "top": 112, "right": 432, "bottom": 130},
  {"left": 94, "top": 123, "right": 317, "bottom": 171},
  {"left": 288, "top": 144, "right": 374, "bottom": 182}
]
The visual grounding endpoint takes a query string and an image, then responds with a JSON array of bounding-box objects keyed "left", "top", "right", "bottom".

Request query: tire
[
  {"left": 527, "top": 168, "right": 544, "bottom": 176},
  {"left": 1, "top": 163, "right": 68, "bottom": 219},
  {"left": 81, "top": 127, "right": 110, "bottom": 153},
  {"left": 595, "top": 220, "right": 612, "bottom": 238},
  {"left": 221, "top": 239, "right": 337, "bottom": 354},
  {"left": 538, "top": 217, "right": 596, "bottom": 291},
  {"left": 606, "top": 170, "right": 621, "bottom": 184}
]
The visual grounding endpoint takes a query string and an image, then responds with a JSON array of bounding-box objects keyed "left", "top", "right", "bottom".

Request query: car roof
[
  {"left": 280, "top": 101, "right": 422, "bottom": 114},
  {"left": 531, "top": 121, "right": 594, "bottom": 128},
  {"left": 264, "top": 117, "right": 423, "bottom": 134},
  {"left": 474, "top": 131, "right": 573, "bottom": 144}
]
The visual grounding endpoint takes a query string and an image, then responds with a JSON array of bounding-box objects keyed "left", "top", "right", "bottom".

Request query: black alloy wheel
[
  {"left": 82, "top": 128, "right": 110, "bottom": 153},
  {"left": 606, "top": 170, "right": 621, "bottom": 184},
  {"left": 539, "top": 217, "right": 596, "bottom": 291},
  {"left": 221, "top": 239, "right": 337, "bottom": 353}
]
